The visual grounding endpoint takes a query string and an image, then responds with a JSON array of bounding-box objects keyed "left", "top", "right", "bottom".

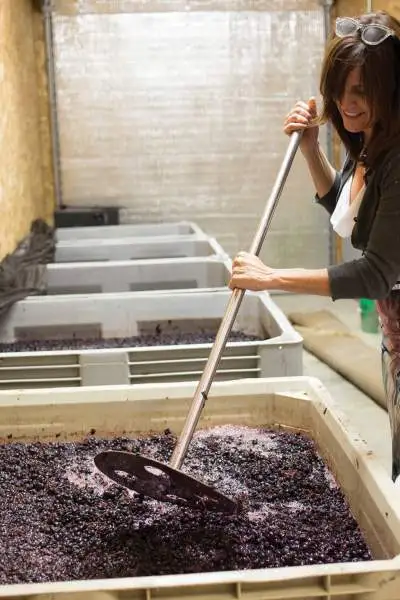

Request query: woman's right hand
[{"left": 283, "top": 97, "right": 319, "bottom": 155}]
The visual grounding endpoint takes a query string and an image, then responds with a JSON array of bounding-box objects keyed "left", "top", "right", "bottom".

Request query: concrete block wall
[
  {"left": 0, "top": 0, "right": 54, "bottom": 261},
  {"left": 52, "top": 0, "right": 330, "bottom": 269}
]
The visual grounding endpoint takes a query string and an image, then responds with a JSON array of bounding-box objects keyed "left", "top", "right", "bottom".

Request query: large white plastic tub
[
  {"left": 46, "top": 256, "right": 232, "bottom": 294},
  {"left": 55, "top": 220, "right": 205, "bottom": 241},
  {"left": 0, "top": 290, "right": 302, "bottom": 388},
  {"left": 55, "top": 236, "right": 226, "bottom": 263},
  {"left": 0, "top": 376, "right": 398, "bottom": 599}
]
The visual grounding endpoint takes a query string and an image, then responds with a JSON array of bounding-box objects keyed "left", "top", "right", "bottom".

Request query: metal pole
[
  {"left": 169, "top": 132, "right": 302, "bottom": 470},
  {"left": 43, "top": 0, "right": 63, "bottom": 209}
]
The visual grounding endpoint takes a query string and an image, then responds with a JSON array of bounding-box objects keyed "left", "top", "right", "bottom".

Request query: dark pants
[
  {"left": 381, "top": 338, "right": 400, "bottom": 481},
  {"left": 378, "top": 295, "right": 400, "bottom": 481}
]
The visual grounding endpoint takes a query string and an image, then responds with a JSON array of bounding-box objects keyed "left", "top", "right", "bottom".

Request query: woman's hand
[
  {"left": 229, "top": 252, "right": 275, "bottom": 292},
  {"left": 283, "top": 97, "right": 319, "bottom": 155}
]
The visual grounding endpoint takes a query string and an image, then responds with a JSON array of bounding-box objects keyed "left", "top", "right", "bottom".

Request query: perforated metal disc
[{"left": 94, "top": 450, "right": 237, "bottom": 514}]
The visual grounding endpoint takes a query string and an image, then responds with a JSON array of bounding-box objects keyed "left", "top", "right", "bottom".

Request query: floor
[{"left": 272, "top": 293, "right": 392, "bottom": 477}]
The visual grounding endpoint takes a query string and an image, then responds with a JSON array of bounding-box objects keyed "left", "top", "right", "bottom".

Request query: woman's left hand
[{"left": 229, "top": 252, "right": 275, "bottom": 291}]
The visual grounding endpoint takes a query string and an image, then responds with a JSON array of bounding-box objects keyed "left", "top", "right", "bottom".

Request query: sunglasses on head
[{"left": 335, "top": 17, "right": 395, "bottom": 46}]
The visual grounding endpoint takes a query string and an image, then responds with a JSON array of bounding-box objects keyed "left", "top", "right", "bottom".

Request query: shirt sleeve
[
  {"left": 314, "top": 171, "right": 341, "bottom": 216},
  {"left": 328, "top": 152, "right": 400, "bottom": 300}
]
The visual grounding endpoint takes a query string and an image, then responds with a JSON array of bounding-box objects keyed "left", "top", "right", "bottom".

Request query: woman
[{"left": 229, "top": 10, "right": 400, "bottom": 483}]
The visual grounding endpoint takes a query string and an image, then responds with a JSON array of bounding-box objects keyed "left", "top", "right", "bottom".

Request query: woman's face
[{"left": 336, "top": 67, "right": 373, "bottom": 139}]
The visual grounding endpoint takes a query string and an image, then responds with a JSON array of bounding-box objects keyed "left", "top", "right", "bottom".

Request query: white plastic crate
[
  {"left": 46, "top": 256, "right": 232, "bottom": 294},
  {"left": 55, "top": 236, "right": 226, "bottom": 263},
  {"left": 56, "top": 220, "right": 205, "bottom": 241},
  {"left": 0, "top": 377, "right": 398, "bottom": 599},
  {"left": 0, "top": 290, "right": 302, "bottom": 388}
]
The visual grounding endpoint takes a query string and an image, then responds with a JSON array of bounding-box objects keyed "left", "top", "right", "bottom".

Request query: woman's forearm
[
  {"left": 271, "top": 268, "right": 331, "bottom": 296},
  {"left": 302, "top": 142, "right": 337, "bottom": 199},
  {"left": 229, "top": 253, "right": 332, "bottom": 297}
]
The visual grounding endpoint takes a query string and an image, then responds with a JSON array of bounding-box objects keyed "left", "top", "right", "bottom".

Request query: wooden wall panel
[{"left": 0, "top": 0, "right": 54, "bottom": 261}]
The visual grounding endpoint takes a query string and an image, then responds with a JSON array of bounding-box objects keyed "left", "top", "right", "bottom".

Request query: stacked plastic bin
[{"left": 0, "top": 221, "right": 302, "bottom": 389}]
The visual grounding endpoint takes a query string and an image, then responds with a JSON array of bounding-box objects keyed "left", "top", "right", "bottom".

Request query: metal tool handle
[{"left": 170, "top": 131, "right": 302, "bottom": 470}]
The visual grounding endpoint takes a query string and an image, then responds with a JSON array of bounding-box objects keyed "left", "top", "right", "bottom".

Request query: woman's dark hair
[{"left": 319, "top": 10, "right": 400, "bottom": 168}]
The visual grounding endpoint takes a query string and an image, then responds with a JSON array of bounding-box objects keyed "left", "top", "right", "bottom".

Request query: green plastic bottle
[{"left": 359, "top": 298, "right": 379, "bottom": 334}]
